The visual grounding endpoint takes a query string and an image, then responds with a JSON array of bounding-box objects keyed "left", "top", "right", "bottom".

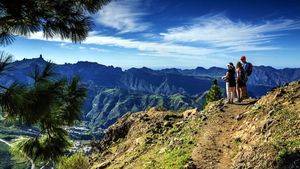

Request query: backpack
[
  {"left": 245, "top": 62, "right": 253, "bottom": 76},
  {"left": 240, "top": 68, "right": 247, "bottom": 83}
]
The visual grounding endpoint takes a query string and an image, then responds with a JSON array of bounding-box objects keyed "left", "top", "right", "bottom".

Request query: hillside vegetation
[
  {"left": 3, "top": 57, "right": 300, "bottom": 129},
  {"left": 86, "top": 88, "right": 204, "bottom": 128},
  {"left": 90, "top": 81, "right": 300, "bottom": 169}
]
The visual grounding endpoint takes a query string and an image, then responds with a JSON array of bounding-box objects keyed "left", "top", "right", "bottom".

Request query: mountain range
[{"left": 1, "top": 56, "right": 299, "bottom": 129}]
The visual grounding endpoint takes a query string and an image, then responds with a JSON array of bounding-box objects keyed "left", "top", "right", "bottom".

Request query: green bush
[
  {"left": 57, "top": 153, "right": 90, "bottom": 169},
  {"left": 204, "top": 79, "right": 222, "bottom": 106}
]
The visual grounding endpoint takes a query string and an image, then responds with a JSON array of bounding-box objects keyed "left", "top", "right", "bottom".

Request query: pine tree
[
  {"left": 0, "top": 0, "right": 110, "bottom": 165},
  {"left": 0, "top": 61, "right": 87, "bottom": 165},
  {"left": 0, "top": 0, "right": 110, "bottom": 46},
  {"left": 205, "top": 79, "right": 222, "bottom": 104},
  {"left": 0, "top": 1, "right": 109, "bottom": 165}
]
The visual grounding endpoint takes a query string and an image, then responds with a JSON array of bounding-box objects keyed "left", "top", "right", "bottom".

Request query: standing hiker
[
  {"left": 240, "top": 56, "right": 253, "bottom": 99},
  {"left": 222, "top": 63, "right": 236, "bottom": 103},
  {"left": 236, "top": 62, "right": 246, "bottom": 102}
]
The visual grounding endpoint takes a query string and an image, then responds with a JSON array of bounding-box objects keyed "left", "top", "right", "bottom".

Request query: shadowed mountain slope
[{"left": 0, "top": 57, "right": 299, "bottom": 129}]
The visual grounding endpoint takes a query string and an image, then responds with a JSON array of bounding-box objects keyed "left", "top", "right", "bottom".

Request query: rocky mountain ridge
[
  {"left": 1, "top": 56, "right": 300, "bottom": 129},
  {"left": 86, "top": 88, "right": 205, "bottom": 128},
  {"left": 90, "top": 81, "right": 300, "bottom": 169}
]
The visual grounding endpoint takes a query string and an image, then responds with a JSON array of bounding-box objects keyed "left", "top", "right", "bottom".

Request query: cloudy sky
[{"left": 1, "top": 0, "right": 300, "bottom": 69}]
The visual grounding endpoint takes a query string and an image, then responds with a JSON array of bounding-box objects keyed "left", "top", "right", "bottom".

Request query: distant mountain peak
[{"left": 195, "top": 66, "right": 206, "bottom": 70}]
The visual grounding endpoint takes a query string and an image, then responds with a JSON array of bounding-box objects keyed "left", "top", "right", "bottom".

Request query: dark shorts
[
  {"left": 237, "top": 80, "right": 246, "bottom": 88},
  {"left": 229, "top": 81, "right": 236, "bottom": 87}
]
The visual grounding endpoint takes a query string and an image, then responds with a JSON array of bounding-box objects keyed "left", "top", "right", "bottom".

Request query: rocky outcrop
[{"left": 90, "top": 81, "right": 300, "bottom": 169}]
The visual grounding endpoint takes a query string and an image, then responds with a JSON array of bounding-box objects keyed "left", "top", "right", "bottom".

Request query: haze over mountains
[{"left": 1, "top": 56, "right": 300, "bottom": 129}]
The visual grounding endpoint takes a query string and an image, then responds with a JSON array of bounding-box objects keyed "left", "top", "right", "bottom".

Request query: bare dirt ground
[{"left": 192, "top": 101, "right": 255, "bottom": 169}]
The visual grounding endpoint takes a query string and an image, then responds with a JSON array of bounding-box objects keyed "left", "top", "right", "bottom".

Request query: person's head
[
  {"left": 240, "top": 56, "right": 246, "bottom": 63},
  {"left": 227, "top": 62, "right": 234, "bottom": 70},
  {"left": 236, "top": 61, "right": 243, "bottom": 69},
  {"left": 230, "top": 62, "right": 235, "bottom": 69},
  {"left": 227, "top": 63, "right": 231, "bottom": 69}
]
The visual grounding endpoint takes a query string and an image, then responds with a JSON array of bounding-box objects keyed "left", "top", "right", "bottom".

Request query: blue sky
[{"left": 1, "top": 0, "right": 300, "bottom": 69}]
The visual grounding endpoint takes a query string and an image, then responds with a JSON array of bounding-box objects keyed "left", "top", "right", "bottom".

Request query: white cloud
[
  {"left": 27, "top": 32, "right": 215, "bottom": 57},
  {"left": 95, "top": 0, "right": 150, "bottom": 33},
  {"left": 60, "top": 43, "right": 67, "bottom": 47},
  {"left": 89, "top": 47, "right": 109, "bottom": 53},
  {"left": 161, "top": 14, "right": 300, "bottom": 52},
  {"left": 58, "top": 42, "right": 108, "bottom": 52},
  {"left": 59, "top": 43, "right": 73, "bottom": 49},
  {"left": 26, "top": 14, "right": 300, "bottom": 59}
]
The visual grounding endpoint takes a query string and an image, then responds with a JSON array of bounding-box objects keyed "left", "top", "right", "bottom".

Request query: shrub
[
  {"left": 204, "top": 79, "right": 222, "bottom": 105},
  {"left": 57, "top": 153, "right": 90, "bottom": 169}
]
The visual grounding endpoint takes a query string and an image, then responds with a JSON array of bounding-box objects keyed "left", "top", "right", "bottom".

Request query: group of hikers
[{"left": 222, "top": 56, "right": 253, "bottom": 103}]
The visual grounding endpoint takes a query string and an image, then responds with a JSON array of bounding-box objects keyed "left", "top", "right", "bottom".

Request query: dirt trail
[{"left": 192, "top": 102, "right": 254, "bottom": 169}]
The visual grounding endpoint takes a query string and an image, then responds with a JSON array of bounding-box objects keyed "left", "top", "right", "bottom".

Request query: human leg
[
  {"left": 232, "top": 87, "right": 237, "bottom": 101},
  {"left": 236, "top": 87, "right": 241, "bottom": 102},
  {"left": 243, "top": 85, "right": 248, "bottom": 99},
  {"left": 229, "top": 87, "right": 235, "bottom": 103},
  {"left": 228, "top": 87, "right": 233, "bottom": 103},
  {"left": 239, "top": 87, "right": 244, "bottom": 102},
  {"left": 226, "top": 82, "right": 229, "bottom": 102},
  {"left": 243, "top": 78, "right": 248, "bottom": 99},
  {"left": 228, "top": 89, "right": 232, "bottom": 103}
]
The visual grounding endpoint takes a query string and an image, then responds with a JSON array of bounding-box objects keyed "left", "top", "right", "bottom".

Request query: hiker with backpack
[
  {"left": 240, "top": 56, "right": 253, "bottom": 99},
  {"left": 236, "top": 62, "right": 246, "bottom": 102},
  {"left": 222, "top": 63, "right": 236, "bottom": 104}
]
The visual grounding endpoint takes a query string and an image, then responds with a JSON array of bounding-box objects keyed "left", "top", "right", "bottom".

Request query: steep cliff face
[
  {"left": 86, "top": 88, "right": 204, "bottom": 129},
  {"left": 90, "top": 81, "right": 300, "bottom": 169},
  {"left": 248, "top": 66, "right": 300, "bottom": 87},
  {"left": 121, "top": 68, "right": 213, "bottom": 95}
]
